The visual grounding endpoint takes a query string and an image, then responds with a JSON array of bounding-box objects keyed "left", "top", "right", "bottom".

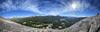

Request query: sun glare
[
  {"left": 71, "top": 1, "right": 80, "bottom": 10},
  {"left": 71, "top": 3, "right": 77, "bottom": 9}
]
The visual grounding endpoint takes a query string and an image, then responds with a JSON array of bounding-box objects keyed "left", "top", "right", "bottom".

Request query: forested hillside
[{"left": 10, "top": 16, "right": 85, "bottom": 29}]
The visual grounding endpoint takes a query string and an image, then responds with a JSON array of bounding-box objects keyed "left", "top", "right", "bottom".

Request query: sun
[
  {"left": 71, "top": 2, "right": 80, "bottom": 9},
  {"left": 71, "top": 3, "right": 77, "bottom": 9}
]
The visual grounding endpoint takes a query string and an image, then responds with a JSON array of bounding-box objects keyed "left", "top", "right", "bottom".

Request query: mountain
[
  {"left": 0, "top": 18, "right": 33, "bottom": 32},
  {"left": 1, "top": 15, "right": 100, "bottom": 32},
  {"left": 0, "top": 18, "right": 65, "bottom": 32},
  {"left": 10, "top": 16, "right": 85, "bottom": 29},
  {"left": 65, "top": 15, "right": 100, "bottom": 32}
]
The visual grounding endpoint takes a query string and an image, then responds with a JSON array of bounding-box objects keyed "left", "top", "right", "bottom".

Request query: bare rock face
[
  {"left": 67, "top": 16, "right": 100, "bottom": 32},
  {"left": 0, "top": 15, "right": 100, "bottom": 32},
  {"left": 0, "top": 18, "right": 35, "bottom": 32},
  {"left": 0, "top": 18, "right": 64, "bottom": 32}
]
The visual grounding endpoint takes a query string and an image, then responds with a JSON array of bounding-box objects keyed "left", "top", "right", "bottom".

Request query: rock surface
[
  {"left": 67, "top": 16, "right": 100, "bottom": 32},
  {"left": 0, "top": 18, "right": 64, "bottom": 32},
  {"left": 0, "top": 15, "right": 100, "bottom": 32}
]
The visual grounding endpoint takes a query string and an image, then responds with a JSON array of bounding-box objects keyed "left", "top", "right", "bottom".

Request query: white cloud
[
  {"left": 0, "top": 0, "right": 91, "bottom": 16},
  {"left": 1, "top": 0, "right": 17, "bottom": 12},
  {"left": 1, "top": 0, "right": 44, "bottom": 14},
  {"left": 19, "top": 0, "right": 43, "bottom": 14}
]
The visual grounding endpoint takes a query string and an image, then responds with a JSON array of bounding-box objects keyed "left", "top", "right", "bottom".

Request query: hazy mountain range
[
  {"left": 0, "top": 15, "right": 100, "bottom": 32},
  {"left": 10, "top": 16, "right": 86, "bottom": 29}
]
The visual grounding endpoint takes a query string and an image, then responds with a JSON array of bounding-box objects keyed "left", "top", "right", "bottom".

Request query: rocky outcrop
[
  {"left": 0, "top": 15, "right": 100, "bottom": 32},
  {"left": 67, "top": 16, "right": 100, "bottom": 32},
  {"left": 0, "top": 18, "right": 64, "bottom": 32}
]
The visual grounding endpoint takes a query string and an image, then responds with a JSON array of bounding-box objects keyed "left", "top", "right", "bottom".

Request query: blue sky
[{"left": 0, "top": 0, "right": 100, "bottom": 18}]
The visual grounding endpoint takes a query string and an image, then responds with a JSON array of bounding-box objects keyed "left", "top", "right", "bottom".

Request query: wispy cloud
[
  {"left": 0, "top": 0, "right": 44, "bottom": 14},
  {"left": 0, "top": 0, "right": 96, "bottom": 16}
]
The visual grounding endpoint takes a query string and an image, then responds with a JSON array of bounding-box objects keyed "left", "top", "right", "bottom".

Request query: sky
[{"left": 0, "top": 0, "right": 100, "bottom": 18}]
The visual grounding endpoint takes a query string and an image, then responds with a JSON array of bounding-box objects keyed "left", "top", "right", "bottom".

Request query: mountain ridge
[
  {"left": 10, "top": 16, "right": 85, "bottom": 29},
  {"left": 0, "top": 15, "right": 100, "bottom": 32}
]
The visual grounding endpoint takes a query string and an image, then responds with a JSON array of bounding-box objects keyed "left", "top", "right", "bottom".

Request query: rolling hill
[
  {"left": 0, "top": 15, "right": 100, "bottom": 32},
  {"left": 10, "top": 16, "right": 85, "bottom": 29}
]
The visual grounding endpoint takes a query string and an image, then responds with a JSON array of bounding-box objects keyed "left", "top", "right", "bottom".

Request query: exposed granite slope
[
  {"left": 0, "top": 15, "right": 100, "bottom": 32},
  {"left": 67, "top": 16, "right": 100, "bottom": 32},
  {"left": 0, "top": 18, "right": 63, "bottom": 32}
]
